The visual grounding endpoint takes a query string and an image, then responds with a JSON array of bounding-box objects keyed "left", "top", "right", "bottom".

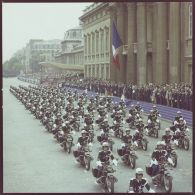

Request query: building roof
[{"left": 39, "top": 61, "right": 84, "bottom": 71}]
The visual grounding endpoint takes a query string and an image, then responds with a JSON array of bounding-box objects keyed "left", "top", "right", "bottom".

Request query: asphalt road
[{"left": 3, "top": 77, "right": 192, "bottom": 193}]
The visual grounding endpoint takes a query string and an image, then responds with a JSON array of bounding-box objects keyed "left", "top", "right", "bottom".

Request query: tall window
[
  {"left": 96, "top": 32, "right": 99, "bottom": 53},
  {"left": 88, "top": 35, "right": 91, "bottom": 55},
  {"left": 189, "top": 3, "right": 192, "bottom": 38},
  {"left": 100, "top": 30, "right": 104, "bottom": 52},
  {"left": 105, "top": 28, "right": 109, "bottom": 51},
  {"left": 92, "top": 33, "right": 95, "bottom": 54},
  {"left": 84, "top": 35, "right": 87, "bottom": 54}
]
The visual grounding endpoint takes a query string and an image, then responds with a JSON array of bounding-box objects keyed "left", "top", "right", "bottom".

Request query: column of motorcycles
[{"left": 9, "top": 84, "right": 190, "bottom": 193}]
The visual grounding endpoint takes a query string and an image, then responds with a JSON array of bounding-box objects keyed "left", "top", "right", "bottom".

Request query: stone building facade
[
  {"left": 80, "top": 2, "right": 192, "bottom": 85},
  {"left": 55, "top": 26, "right": 84, "bottom": 67},
  {"left": 80, "top": 3, "right": 111, "bottom": 80}
]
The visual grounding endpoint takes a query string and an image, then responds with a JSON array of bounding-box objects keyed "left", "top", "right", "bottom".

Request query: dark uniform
[
  {"left": 97, "top": 150, "right": 114, "bottom": 163},
  {"left": 162, "top": 134, "right": 173, "bottom": 144},
  {"left": 129, "top": 178, "right": 150, "bottom": 193}
]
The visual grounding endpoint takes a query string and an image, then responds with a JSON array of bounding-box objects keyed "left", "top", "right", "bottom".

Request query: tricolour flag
[{"left": 112, "top": 22, "right": 122, "bottom": 70}]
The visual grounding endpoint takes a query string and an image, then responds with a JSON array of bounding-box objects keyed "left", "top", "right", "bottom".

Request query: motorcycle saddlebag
[
  {"left": 92, "top": 168, "right": 101, "bottom": 178},
  {"left": 73, "top": 150, "right": 80, "bottom": 158},
  {"left": 117, "top": 148, "right": 124, "bottom": 156},
  {"left": 145, "top": 166, "right": 152, "bottom": 176},
  {"left": 126, "top": 118, "right": 130, "bottom": 123},
  {"left": 97, "top": 136, "right": 102, "bottom": 142},
  {"left": 96, "top": 119, "right": 100, "bottom": 124}
]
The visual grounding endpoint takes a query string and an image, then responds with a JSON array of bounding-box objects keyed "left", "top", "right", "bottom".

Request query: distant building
[
  {"left": 25, "top": 39, "right": 61, "bottom": 73},
  {"left": 55, "top": 26, "right": 84, "bottom": 67},
  {"left": 80, "top": 2, "right": 192, "bottom": 84}
]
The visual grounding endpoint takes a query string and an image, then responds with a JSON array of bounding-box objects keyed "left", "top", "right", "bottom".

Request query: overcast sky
[{"left": 2, "top": 2, "right": 92, "bottom": 63}]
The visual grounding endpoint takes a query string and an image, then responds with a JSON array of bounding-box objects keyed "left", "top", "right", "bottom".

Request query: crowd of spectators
[
  {"left": 18, "top": 72, "right": 192, "bottom": 111},
  {"left": 62, "top": 77, "right": 192, "bottom": 111}
]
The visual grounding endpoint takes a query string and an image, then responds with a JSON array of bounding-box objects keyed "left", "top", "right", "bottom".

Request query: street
[{"left": 3, "top": 77, "right": 192, "bottom": 193}]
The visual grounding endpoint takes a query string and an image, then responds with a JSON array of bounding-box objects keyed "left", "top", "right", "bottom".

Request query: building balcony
[
  {"left": 122, "top": 45, "right": 128, "bottom": 55},
  {"left": 132, "top": 42, "right": 152, "bottom": 53}
]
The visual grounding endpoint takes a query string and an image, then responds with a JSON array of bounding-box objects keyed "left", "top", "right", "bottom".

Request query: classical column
[
  {"left": 169, "top": 2, "right": 181, "bottom": 83},
  {"left": 126, "top": 2, "right": 136, "bottom": 84},
  {"left": 136, "top": 2, "right": 147, "bottom": 86},
  {"left": 116, "top": 3, "right": 125, "bottom": 83},
  {"left": 154, "top": 2, "right": 168, "bottom": 84}
]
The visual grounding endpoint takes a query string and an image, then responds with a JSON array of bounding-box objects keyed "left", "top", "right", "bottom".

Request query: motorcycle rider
[
  {"left": 150, "top": 141, "right": 174, "bottom": 177},
  {"left": 55, "top": 113, "right": 63, "bottom": 126},
  {"left": 84, "top": 113, "right": 93, "bottom": 126},
  {"left": 152, "top": 105, "right": 161, "bottom": 117},
  {"left": 128, "top": 168, "right": 154, "bottom": 193},
  {"left": 95, "top": 142, "right": 117, "bottom": 184},
  {"left": 135, "top": 102, "right": 143, "bottom": 113},
  {"left": 136, "top": 119, "right": 145, "bottom": 133},
  {"left": 121, "top": 129, "right": 133, "bottom": 157},
  {"left": 132, "top": 130, "right": 143, "bottom": 147},
  {"left": 162, "top": 128, "right": 173, "bottom": 145},
  {"left": 174, "top": 111, "right": 184, "bottom": 123}
]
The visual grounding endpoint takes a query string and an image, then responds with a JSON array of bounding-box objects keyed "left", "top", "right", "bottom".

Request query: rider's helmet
[
  {"left": 102, "top": 142, "right": 110, "bottom": 151},
  {"left": 81, "top": 130, "right": 87, "bottom": 137},
  {"left": 131, "top": 104, "right": 134, "bottom": 108},
  {"left": 138, "top": 118, "right": 143, "bottom": 123},
  {"left": 135, "top": 168, "right": 144, "bottom": 177},
  {"left": 156, "top": 141, "right": 163, "bottom": 149},
  {"left": 125, "top": 128, "right": 131, "bottom": 134},
  {"left": 177, "top": 111, "right": 181, "bottom": 115},
  {"left": 104, "top": 119, "right": 108, "bottom": 123},
  {"left": 57, "top": 113, "right": 61, "bottom": 117},
  {"left": 179, "top": 118, "right": 184, "bottom": 122},
  {"left": 165, "top": 128, "right": 171, "bottom": 134},
  {"left": 153, "top": 105, "right": 157, "bottom": 109}
]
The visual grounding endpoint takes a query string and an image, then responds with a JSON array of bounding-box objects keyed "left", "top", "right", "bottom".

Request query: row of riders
[{"left": 9, "top": 84, "right": 190, "bottom": 193}]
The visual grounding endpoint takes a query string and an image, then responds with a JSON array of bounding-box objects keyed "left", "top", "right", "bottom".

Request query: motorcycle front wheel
[
  {"left": 106, "top": 177, "right": 114, "bottom": 193},
  {"left": 142, "top": 141, "right": 148, "bottom": 151},
  {"left": 183, "top": 139, "right": 190, "bottom": 150},
  {"left": 129, "top": 156, "right": 136, "bottom": 169},
  {"left": 84, "top": 157, "right": 91, "bottom": 171},
  {"left": 164, "top": 176, "right": 172, "bottom": 193},
  {"left": 171, "top": 155, "right": 177, "bottom": 168},
  {"left": 67, "top": 142, "right": 72, "bottom": 153}
]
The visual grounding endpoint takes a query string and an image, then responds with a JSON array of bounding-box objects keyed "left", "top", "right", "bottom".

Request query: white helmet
[
  {"left": 165, "top": 128, "right": 170, "bottom": 132},
  {"left": 177, "top": 111, "right": 181, "bottom": 114},
  {"left": 102, "top": 142, "right": 109, "bottom": 147},
  {"left": 156, "top": 141, "right": 162, "bottom": 146},
  {"left": 138, "top": 118, "right": 142, "bottom": 122},
  {"left": 136, "top": 168, "right": 144, "bottom": 174}
]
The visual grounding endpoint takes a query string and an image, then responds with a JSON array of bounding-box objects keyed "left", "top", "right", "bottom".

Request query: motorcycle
[
  {"left": 73, "top": 146, "right": 93, "bottom": 170},
  {"left": 60, "top": 133, "right": 74, "bottom": 153},
  {"left": 97, "top": 132, "right": 115, "bottom": 151},
  {"left": 133, "top": 137, "right": 148, "bottom": 151},
  {"left": 92, "top": 162, "right": 118, "bottom": 193},
  {"left": 146, "top": 156, "right": 173, "bottom": 193},
  {"left": 175, "top": 131, "right": 190, "bottom": 150},
  {"left": 112, "top": 123, "right": 124, "bottom": 139},
  {"left": 117, "top": 144, "right": 137, "bottom": 169},
  {"left": 145, "top": 122, "right": 159, "bottom": 138},
  {"left": 166, "top": 144, "right": 178, "bottom": 168}
]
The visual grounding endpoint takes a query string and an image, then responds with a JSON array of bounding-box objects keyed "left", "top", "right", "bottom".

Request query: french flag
[{"left": 112, "top": 22, "right": 122, "bottom": 70}]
